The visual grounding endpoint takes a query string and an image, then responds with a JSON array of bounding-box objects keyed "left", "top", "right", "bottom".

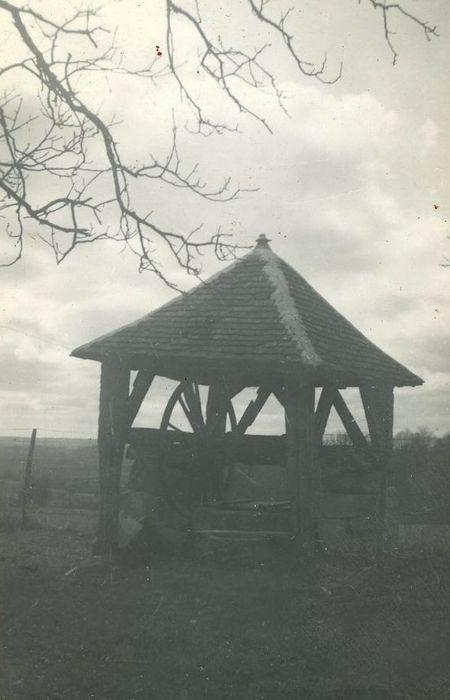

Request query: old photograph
[{"left": 0, "top": 1, "right": 449, "bottom": 698}]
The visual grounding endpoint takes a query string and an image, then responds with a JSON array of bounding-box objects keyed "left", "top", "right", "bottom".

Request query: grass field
[
  {"left": 1, "top": 437, "right": 450, "bottom": 699},
  {"left": 0, "top": 436, "right": 98, "bottom": 494},
  {"left": 0, "top": 504, "right": 450, "bottom": 699}
]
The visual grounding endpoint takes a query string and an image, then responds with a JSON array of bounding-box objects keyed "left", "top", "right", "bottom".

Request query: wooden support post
[
  {"left": 21, "top": 428, "right": 37, "bottom": 529},
  {"left": 284, "top": 384, "right": 316, "bottom": 555},
  {"left": 205, "top": 382, "right": 229, "bottom": 500},
  {"left": 95, "top": 362, "right": 130, "bottom": 555},
  {"left": 333, "top": 391, "right": 369, "bottom": 451},
  {"left": 360, "top": 385, "right": 394, "bottom": 453},
  {"left": 360, "top": 384, "right": 394, "bottom": 590},
  {"left": 206, "top": 382, "right": 228, "bottom": 435}
]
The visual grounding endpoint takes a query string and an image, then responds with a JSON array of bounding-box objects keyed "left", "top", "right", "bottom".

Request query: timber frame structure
[{"left": 71, "top": 235, "right": 422, "bottom": 557}]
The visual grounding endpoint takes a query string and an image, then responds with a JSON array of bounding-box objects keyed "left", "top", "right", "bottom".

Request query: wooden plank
[
  {"left": 284, "top": 384, "right": 316, "bottom": 553},
  {"left": 316, "top": 493, "right": 377, "bottom": 519},
  {"left": 194, "top": 529, "right": 292, "bottom": 539},
  {"left": 95, "top": 362, "right": 130, "bottom": 555},
  {"left": 129, "top": 428, "right": 286, "bottom": 466},
  {"left": 333, "top": 391, "right": 369, "bottom": 451},
  {"left": 129, "top": 426, "right": 192, "bottom": 449},
  {"left": 21, "top": 428, "right": 37, "bottom": 529}
]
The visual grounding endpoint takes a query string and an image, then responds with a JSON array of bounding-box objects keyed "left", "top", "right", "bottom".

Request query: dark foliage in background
[{"left": 394, "top": 429, "right": 450, "bottom": 523}]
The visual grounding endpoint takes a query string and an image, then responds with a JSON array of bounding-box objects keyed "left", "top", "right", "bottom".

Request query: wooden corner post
[
  {"left": 284, "top": 383, "right": 316, "bottom": 555},
  {"left": 95, "top": 361, "right": 130, "bottom": 555},
  {"left": 360, "top": 384, "right": 394, "bottom": 587}
]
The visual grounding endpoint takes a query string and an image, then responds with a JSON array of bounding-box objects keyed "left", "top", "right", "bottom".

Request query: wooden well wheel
[{"left": 158, "top": 381, "right": 238, "bottom": 513}]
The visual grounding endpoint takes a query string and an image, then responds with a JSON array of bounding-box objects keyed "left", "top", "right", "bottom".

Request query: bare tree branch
[
  {"left": 0, "top": 0, "right": 439, "bottom": 285},
  {"left": 363, "top": 0, "right": 438, "bottom": 65}
]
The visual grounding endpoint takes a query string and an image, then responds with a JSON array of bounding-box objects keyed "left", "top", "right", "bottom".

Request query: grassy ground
[{"left": 1, "top": 504, "right": 450, "bottom": 700}]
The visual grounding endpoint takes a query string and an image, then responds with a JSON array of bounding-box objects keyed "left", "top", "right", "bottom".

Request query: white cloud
[
  {"left": 420, "top": 118, "right": 439, "bottom": 150},
  {"left": 0, "top": 2, "right": 449, "bottom": 437}
]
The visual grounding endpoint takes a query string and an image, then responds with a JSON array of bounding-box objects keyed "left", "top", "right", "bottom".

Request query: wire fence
[
  {"left": 0, "top": 427, "right": 96, "bottom": 438},
  {"left": 0, "top": 427, "right": 416, "bottom": 450}
]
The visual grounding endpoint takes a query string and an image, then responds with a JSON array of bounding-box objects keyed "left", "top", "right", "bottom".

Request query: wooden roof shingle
[{"left": 71, "top": 235, "right": 423, "bottom": 387}]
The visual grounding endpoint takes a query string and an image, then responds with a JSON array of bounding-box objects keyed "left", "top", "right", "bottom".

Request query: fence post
[{"left": 21, "top": 428, "right": 37, "bottom": 529}]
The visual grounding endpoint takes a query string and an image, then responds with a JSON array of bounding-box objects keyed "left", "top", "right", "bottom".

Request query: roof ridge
[
  {"left": 255, "top": 245, "right": 322, "bottom": 367},
  {"left": 70, "top": 240, "right": 423, "bottom": 387},
  {"left": 276, "top": 255, "right": 420, "bottom": 379}
]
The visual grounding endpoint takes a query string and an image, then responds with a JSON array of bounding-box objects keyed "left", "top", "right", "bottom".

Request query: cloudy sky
[{"left": 0, "top": 0, "right": 449, "bottom": 438}]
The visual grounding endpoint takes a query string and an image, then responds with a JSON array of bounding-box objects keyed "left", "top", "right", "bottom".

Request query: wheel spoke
[
  {"left": 178, "top": 394, "right": 200, "bottom": 434},
  {"left": 190, "top": 383, "right": 206, "bottom": 435},
  {"left": 159, "top": 380, "right": 243, "bottom": 511},
  {"left": 228, "top": 400, "right": 237, "bottom": 432},
  {"left": 183, "top": 382, "right": 205, "bottom": 433},
  {"left": 193, "top": 381, "right": 202, "bottom": 409}
]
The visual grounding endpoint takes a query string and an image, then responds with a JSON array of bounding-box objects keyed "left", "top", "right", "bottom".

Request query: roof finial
[{"left": 255, "top": 233, "right": 271, "bottom": 248}]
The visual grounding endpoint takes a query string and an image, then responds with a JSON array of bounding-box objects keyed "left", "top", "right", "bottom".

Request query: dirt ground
[{"left": 1, "top": 506, "right": 450, "bottom": 700}]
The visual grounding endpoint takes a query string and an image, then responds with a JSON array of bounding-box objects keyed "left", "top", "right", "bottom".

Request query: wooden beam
[
  {"left": 333, "top": 391, "right": 368, "bottom": 451},
  {"left": 126, "top": 370, "right": 154, "bottom": 428},
  {"left": 95, "top": 362, "right": 130, "bottom": 555},
  {"left": 314, "top": 387, "right": 335, "bottom": 448},
  {"left": 237, "top": 386, "right": 271, "bottom": 435},
  {"left": 284, "top": 384, "right": 315, "bottom": 554}
]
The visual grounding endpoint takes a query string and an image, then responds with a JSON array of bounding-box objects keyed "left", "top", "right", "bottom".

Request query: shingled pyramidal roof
[{"left": 71, "top": 235, "right": 422, "bottom": 388}]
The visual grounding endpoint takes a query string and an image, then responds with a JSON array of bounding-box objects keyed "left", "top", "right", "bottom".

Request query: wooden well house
[{"left": 71, "top": 235, "right": 422, "bottom": 556}]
